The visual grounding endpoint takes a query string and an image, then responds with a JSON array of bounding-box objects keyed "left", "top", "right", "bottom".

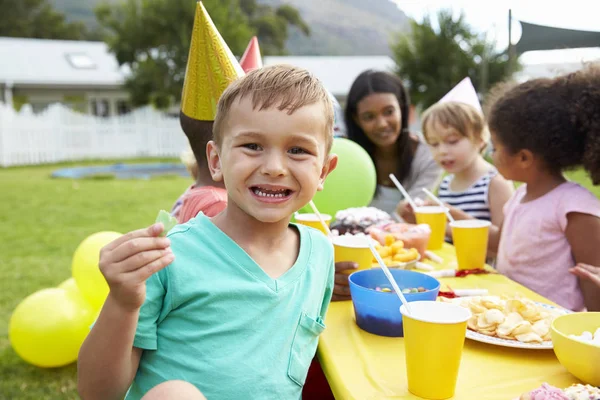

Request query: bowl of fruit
[{"left": 348, "top": 269, "right": 440, "bottom": 337}]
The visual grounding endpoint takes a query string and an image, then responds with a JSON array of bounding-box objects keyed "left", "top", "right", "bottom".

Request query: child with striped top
[{"left": 398, "top": 101, "right": 514, "bottom": 254}]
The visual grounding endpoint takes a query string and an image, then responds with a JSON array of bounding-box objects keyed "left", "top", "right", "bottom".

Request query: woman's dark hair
[
  {"left": 487, "top": 63, "right": 600, "bottom": 184},
  {"left": 344, "top": 70, "right": 413, "bottom": 188}
]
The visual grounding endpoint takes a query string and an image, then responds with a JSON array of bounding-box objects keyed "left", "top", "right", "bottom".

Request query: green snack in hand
[{"left": 155, "top": 210, "right": 178, "bottom": 237}]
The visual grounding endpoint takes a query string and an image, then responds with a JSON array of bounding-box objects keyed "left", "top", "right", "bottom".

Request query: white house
[
  {"left": 0, "top": 37, "right": 130, "bottom": 116},
  {"left": 264, "top": 55, "right": 396, "bottom": 104},
  {"left": 0, "top": 37, "right": 398, "bottom": 115}
]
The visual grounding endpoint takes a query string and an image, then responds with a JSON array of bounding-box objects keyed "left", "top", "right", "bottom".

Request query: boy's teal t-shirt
[{"left": 125, "top": 213, "right": 334, "bottom": 400}]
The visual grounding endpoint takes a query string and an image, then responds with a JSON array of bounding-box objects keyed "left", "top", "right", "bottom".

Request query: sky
[{"left": 392, "top": 0, "right": 600, "bottom": 64}]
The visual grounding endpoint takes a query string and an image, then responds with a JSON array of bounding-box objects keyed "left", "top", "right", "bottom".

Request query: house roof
[
  {"left": 0, "top": 37, "right": 128, "bottom": 87},
  {"left": 263, "top": 56, "right": 396, "bottom": 97}
]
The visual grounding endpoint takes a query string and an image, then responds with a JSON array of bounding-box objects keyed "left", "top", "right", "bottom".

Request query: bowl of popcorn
[
  {"left": 551, "top": 312, "right": 600, "bottom": 386},
  {"left": 348, "top": 269, "right": 440, "bottom": 337}
]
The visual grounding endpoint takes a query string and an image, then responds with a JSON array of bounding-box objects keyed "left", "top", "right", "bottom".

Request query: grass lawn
[
  {"left": 0, "top": 161, "right": 598, "bottom": 399},
  {"left": 0, "top": 159, "right": 190, "bottom": 399}
]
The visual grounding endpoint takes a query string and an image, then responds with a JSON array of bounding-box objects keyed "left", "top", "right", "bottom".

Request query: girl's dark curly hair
[
  {"left": 487, "top": 63, "right": 600, "bottom": 184},
  {"left": 344, "top": 70, "right": 413, "bottom": 189}
]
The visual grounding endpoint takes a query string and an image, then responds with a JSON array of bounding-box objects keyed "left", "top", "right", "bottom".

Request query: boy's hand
[
  {"left": 570, "top": 263, "right": 600, "bottom": 289},
  {"left": 332, "top": 262, "right": 357, "bottom": 301},
  {"left": 99, "top": 224, "right": 174, "bottom": 312}
]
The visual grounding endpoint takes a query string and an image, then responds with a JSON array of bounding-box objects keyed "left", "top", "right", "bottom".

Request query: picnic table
[{"left": 317, "top": 244, "right": 578, "bottom": 400}]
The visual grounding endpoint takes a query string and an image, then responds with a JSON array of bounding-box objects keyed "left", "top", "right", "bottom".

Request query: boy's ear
[
  {"left": 206, "top": 140, "right": 223, "bottom": 182},
  {"left": 317, "top": 153, "right": 338, "bottom": 191}
]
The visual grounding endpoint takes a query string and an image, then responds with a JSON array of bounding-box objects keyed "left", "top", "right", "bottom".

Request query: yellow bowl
[{"left": 550, "top": 312, "right": 600, "bottom": 386}]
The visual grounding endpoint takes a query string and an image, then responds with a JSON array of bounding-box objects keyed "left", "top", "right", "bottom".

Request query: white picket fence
[{"left": 0, "top": 103, "right": 188, "bottom": 167}]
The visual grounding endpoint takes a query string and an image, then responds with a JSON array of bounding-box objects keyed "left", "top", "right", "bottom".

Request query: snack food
[
  {"left": 368, "top": 222, "right": 431, "bottom": 257},
  {"left": 569, "top": 327, "right": 600, "bottom": 347},
  {"left": 374, "top": 286, "right": 427, "bottom": 294},
  {"left": 442, "top": 295, "right": 564, "bottom": 344},
  {"left": 563, "top": 383, "right": 600, "bottom": 400},
  {"left": 517, "top": 383, "right": 569, "bottom": 400},
  {"left": 330, "top": 207, "right": 393, "bottom": 235},
  {"left": 372, "top": 234, "right": 420, "bottom": 268},
  {"left": 517, "top": 383, "right": 600, "bottom": 400},
  {"left": 155, "top": 210, "right": 178, "bottom": 237}
]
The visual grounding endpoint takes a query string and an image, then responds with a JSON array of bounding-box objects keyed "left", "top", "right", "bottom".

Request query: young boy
[
  {"left": 170, "top": 1, "right": 244, "bottom": 223},
  {"left": 77, "top": 64, "right": 339, "bottom": 400}
]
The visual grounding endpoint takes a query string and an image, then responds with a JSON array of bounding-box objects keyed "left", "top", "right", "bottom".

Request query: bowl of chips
[
  {"left": 551, "top": 312, "right": 600, "bottom": 386},
  {"left": 348, "top": 269, "right": 440, "bottom": 337}
]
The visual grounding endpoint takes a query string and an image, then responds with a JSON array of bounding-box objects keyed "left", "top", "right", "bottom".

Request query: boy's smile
[
  {"left": 250, "top": 184, "right": 294, "bottom": 203},
  {"left": 208, "top": 96, "right": 337, "bottom": 225}
]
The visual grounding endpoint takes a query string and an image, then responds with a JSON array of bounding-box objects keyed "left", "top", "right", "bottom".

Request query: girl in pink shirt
[{"left": 486, "top": 64, "right": 600, "bottom": 311}]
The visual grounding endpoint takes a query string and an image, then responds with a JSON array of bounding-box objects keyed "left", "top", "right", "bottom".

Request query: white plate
[{"left": 457, "top": 301, "right": 570, "bottom": 350}]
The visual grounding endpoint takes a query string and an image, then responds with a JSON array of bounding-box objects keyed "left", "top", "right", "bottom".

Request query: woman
[
  {"left": 331, "top": 70, "right": 444, "bottom": 303},
  {"left": 344, "top": 70, "right": 442, "bottom": 215}
]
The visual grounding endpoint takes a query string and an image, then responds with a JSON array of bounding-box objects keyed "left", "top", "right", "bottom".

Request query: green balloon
[{"left": 301, "top": 138, "right": 376, "bottom": 218}]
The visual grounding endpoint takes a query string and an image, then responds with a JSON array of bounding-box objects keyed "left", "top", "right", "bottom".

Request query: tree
[
  {"left": 240, "top": 0, "right": 309, "bottom": 55},
  {"left": 0, "top": 0, "right": 88, "bottom": 40},
  {"left": 96, "top": 0, "right": 309, "bottom": 108},
  {"left": 391, "top": 9, "right": 520, "bottom": 110}
]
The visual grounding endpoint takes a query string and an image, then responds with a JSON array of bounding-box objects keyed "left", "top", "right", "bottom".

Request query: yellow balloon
[
  {"left": 71, "top": 231, "right": 122, "bottom": 310},
  {"left": 9, "top": 288, "right": 96, "bottom": 368},
  {"left": 58, "top": 277, "right": 79, "bottom": 294}
]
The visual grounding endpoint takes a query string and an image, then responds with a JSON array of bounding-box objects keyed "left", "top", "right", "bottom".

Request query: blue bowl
[{"left": 348, "top": 269, "right": 440, "bottom": 337}]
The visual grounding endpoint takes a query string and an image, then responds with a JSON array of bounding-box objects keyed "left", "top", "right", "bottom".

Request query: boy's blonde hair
[
  {"left": 213, "top": 64, "right": 334, "bottom": 152},
  {"left": 421, "top": 101, "right": 489, "bottom": 153},
  {"left": 180, "top": 148, "right": 199, "bottom": 180}
]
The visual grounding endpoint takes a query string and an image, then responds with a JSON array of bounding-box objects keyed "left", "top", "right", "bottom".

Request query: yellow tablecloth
[{"left": 318, "top": 244, "right": 578, "bottom": 400}]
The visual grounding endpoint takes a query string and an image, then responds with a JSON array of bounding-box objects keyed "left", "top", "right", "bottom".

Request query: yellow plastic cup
[
  {"left": 414, "top": 206, "right": 447, "bottom": 250},
  {"left": 332, "top": 235, "right": 373, "bottom": 274},
  {"left": 400, "top": 301, "right": 471, "bottom": 400},
  {"left": 450, "top": 220, "right": 491, "bottom": 270},
  {"left": 294, "top": 213, "right": 332, "bottom": 235}
]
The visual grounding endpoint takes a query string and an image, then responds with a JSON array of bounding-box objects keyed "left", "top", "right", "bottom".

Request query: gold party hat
[{"left": 181, "top": 1, "right": 244, "bottom": 121}]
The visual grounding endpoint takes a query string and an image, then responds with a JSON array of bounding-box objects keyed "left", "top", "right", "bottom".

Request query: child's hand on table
[
  {"left": 98, "top": 224, "right": 174, "bottom": 312},
  {"left": 332, "top": 262, "right": 358, "bottom": 301},
  {"left": 570, "top": 263, "right": 600, "bottom": 289}
]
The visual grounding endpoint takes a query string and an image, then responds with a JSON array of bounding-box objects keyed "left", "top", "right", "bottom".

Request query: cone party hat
[
  {"left": 239, "top": 36, "right": 263, "bottom": 72},
  {"left": 438, "top": 77, "right": 482, "bottom": 112},
  {"left": 180, "top": 1, "right": 244, "bottom": 121}
]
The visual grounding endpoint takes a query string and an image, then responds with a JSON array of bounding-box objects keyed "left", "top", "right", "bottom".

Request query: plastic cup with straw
[
  {"left": 367, "top": 237, "right": 412, "bottom": 316},
  {"left": 307, "top": 200, "right": 333, "bottom": 237},
  {"left": 389, "top": 174, "right": 446, "bottom": 250},
  {"left": 422, "top": 187, "right": 455, "bottom": 223}
]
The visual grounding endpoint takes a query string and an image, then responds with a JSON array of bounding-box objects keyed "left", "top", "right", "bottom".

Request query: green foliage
[
  {"left": 0, "top": 0, "right": 89, "bottom": 39},
  {"left": 391, "top": 9, "right": 521, "bottom": 109},
  {"left": 95, "top": 0, "right": 309, "bottom": 108}
]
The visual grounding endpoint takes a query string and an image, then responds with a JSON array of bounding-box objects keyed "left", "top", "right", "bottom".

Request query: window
[
  {"left": 65, "top": 53, "right": 96, "bottom": 69},
  {"left": 91, "top": 99, "right": 110, "bottom": 117},
  {"left": 116, "top": 100, "right": 131, "bottom": 115}
]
